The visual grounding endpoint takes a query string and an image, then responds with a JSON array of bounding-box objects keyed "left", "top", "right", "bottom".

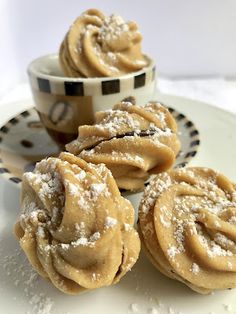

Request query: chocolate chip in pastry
[
  {"left": 66, "top": 100, "right": 181, "bottom": 191},
  {"left": 138, "top": 167, "right": 236, "bottom": 294},
  {"left": 14, "top": 152, "right": 140, "bottom": 294}
]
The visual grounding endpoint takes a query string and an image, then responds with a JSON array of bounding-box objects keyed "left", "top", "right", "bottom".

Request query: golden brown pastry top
[
  {"left": 59, "top": 9, "right": 149, "bottom": 77},
  {"left": 139, "top": 167, "right": 236, "bottom": 293},
  {"left": 14, "top": 153, "right": 140, "bottom": 294}
]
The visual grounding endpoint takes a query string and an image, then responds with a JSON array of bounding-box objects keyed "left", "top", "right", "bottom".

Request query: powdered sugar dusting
[
  {"left": 129, "top": 303, "right": 139, "bottom": 312},
  {"left": 167, "top": 246, "right": 180, "bottom": 259},
  {"left": 90, "top": 183, "right": 106, "bottom": 195},
  {"left": 140, "top": 167, "right": 236, "bottom": 277},
  {"left": 98, "top": 14, "right": 129, "bottom": 49},
  {"left": 23, "top": 158, "right": 64, "bottom": 207},
  {"left": 0, "top": 247, "right": 55, "bottom": 313},
  {"left": 93, "top": 110, "right": 141, "bottom": 136},
  {"left": 140, "top": 173, "right": 172, "bottom": 214},
  {"left": 71, "top": 231, "right": 101, "bottom": 247},
  {"left": 124, "top": 223, "right": 132, "bottom": 231},
  {"left": 75, "top": 170, "right": 86, "bottom": 180},
  {"left": 190, "top": 263, "right": 200, "bottom": 274},
  {"left": 227, "top": 261, "right": 233, "bottom": 270},
  {"left": 147, "top": 307, "right": 159, "bottom": 314},
  {"left": 199, "top": 234, "right": 233, "bottom": 258},
  {"left": 105, "top": 216, "right": 117, "bottom": 228}
]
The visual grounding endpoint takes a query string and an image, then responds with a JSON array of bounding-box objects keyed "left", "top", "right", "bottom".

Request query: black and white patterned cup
[{"left": 28, "top": 54, "right": 156, "bottom": 147}]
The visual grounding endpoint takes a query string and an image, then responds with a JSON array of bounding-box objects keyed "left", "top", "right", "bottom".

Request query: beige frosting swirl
[
  {"left": 66, "top": 99, "right": 180, "bottom": 191},
  {"left": 14, "top": 153, "right": 140, "bottom": 294},
  {"left": 59, "top": 9, "right": 149, "bottom": 77},
  {"left": 139, "top": 167, "right": 236, "bottom": 294}
]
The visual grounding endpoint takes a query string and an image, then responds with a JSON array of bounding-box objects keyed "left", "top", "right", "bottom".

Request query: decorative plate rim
[{"left": 0, "top": 104, "right": 200, "bottom": 186}]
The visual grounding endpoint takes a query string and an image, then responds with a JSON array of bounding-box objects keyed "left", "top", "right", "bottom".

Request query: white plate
[{"left": 0, "top": 94, "right": 236, "bottom": 314}]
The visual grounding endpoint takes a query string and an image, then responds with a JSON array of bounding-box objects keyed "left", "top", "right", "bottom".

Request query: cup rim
[{"left": 27, "top": 53, "right": 155, "bottom": 83}]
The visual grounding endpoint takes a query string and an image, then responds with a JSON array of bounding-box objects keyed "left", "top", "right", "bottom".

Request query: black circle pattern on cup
[
  {"left": 29, "top": 66, "right": 156, "bottom": 96},
  {"left": 0, "top": 105, "right": 200, "bottom": 186}
]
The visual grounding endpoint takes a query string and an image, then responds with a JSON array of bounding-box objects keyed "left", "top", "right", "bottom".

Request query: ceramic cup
[{"left": 28, "top": 53, "right": 156, "bottom": 147}]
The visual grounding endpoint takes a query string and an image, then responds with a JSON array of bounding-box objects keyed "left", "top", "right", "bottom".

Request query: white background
[{"left": 1, "top": 0, "right": 236, "bottom": 96}]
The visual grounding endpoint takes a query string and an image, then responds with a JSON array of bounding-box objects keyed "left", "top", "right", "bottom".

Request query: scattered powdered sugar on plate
[
  {"left": 147, "top": 307, "right": 159, "bottom": 314},
  {"left": 126, "top": 257, "right": 234, "bottom": 314},
  {"left": 129, "top": 303, "right": 139, "bottom": 312},
  {"left": 223, "top": 304, "right": 232, "bottom": 312},
  {"left": 0, "top": 247, "right": 55, "bottom": 314},
  {"left": 168, "top": 307, "right": 175, "bottom": 314}
]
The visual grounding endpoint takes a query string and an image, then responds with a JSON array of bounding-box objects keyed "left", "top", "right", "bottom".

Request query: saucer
[{"left": 0, "top": 103, "right": 200, "bottom": 185}]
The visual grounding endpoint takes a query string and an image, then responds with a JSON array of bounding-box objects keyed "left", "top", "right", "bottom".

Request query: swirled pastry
[
  {"left": 66, "top": 100, "right": 181, "bottom": 191},
  {"left": 14, "top": 152, "right": 140, "bottom": 294},
  {"left": 138, "top": 167, "right": 236, "bottom": 294},
  {"left": 59, "top": 9, "right": 149, "bottom": 77}
]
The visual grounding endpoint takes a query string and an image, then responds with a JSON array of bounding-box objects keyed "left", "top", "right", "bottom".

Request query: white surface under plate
[{"left": 0, "top": 94, "right": 236, "bottom": 314}]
